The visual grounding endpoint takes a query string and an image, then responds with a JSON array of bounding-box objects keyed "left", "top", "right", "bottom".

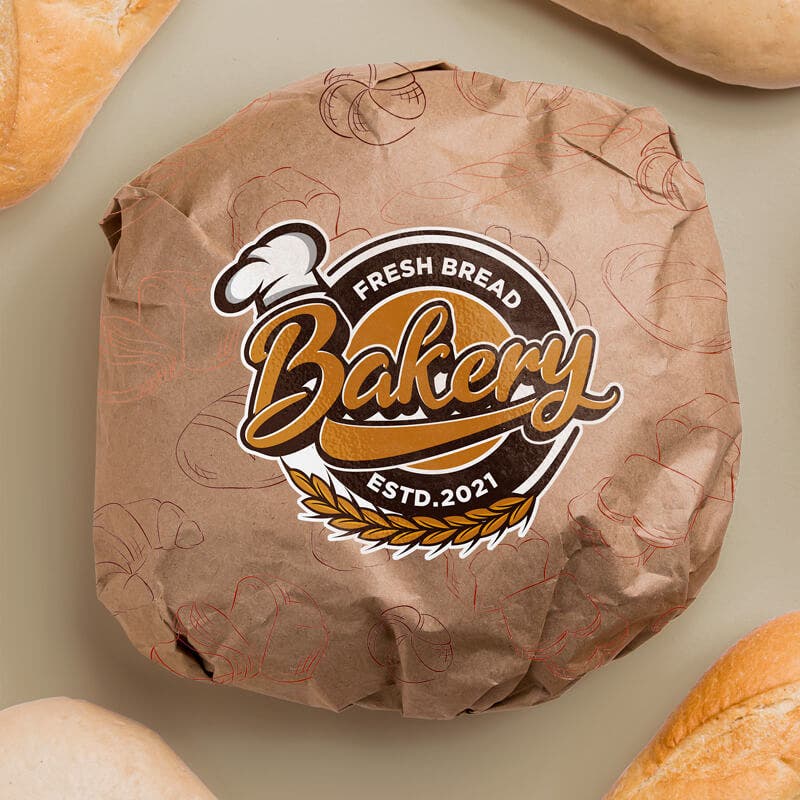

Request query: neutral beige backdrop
[{"left": 1, "top": 1, "right": 798, "bottom": 797}]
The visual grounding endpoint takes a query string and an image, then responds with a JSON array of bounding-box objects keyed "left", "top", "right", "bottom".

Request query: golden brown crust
[
  {"left": 0, "top": 0, "right": 18, "bottom": 146},
  {"left": 606, "top": 612, "right": 800, "bottom": 799},
  {"left": 551, "top": 0, "right": 800, "bottom": 89},
  {"left": 0, "top": 0, "right": 180, "bottom": 209}
]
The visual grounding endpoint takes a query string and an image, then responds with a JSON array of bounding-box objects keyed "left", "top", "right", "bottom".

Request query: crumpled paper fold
[{"left": 94, "top": 61, "right": 740, "bottom": 719}]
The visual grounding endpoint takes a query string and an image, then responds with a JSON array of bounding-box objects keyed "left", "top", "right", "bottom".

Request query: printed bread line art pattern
[
  {"left": 100, "top": 167, "right": 366, "bottom": 406},
  {"left": 319, "top": 63, "right": 426, "bottom": 146},
  {"left": 367, "top": 605, "right": 455, "bottom": 684},
  {"left": 227, "top": 166, "right": 371, "bottom": 256},
  {"left": 568, "top": 393, "right": 741, "bottom": 565},
  {"left": 103, "top": 94, "right": 275, "bottom": 244},
  {"left": 603, "top": 242, "right": 731, "bottom": 354},
  {"left": 176, "top": 386, "right": 285, "bottom": 490},
  {"left": 636, "top": 132, "right": 707, "bottom": 212},
  {"left": 380, "top": 111, "right": 646, "bottom": 224},
  {"left": 454, "top": 70, "right": 573, "bottom": 118},
  {"left": 444, "top": 534, "right": 629, "bottom": 681},
  {"left": 311, "top": 527, "right": 391, "bottom": 572},
  {"left": 98, "top": 270, "right": 242, "bottom": 404},
  {"left": 94, "top": 499, "right": 204, "bottom": 615},
  {"left": 485, "top": 225, "right": 592, "bottom": 326},
  {"left": 151, "top": 575, "right": 329, "bottom": 685}
]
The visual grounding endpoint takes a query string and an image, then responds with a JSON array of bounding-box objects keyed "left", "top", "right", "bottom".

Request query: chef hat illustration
[{"left": 212, "top": 220, "right": 329, "bottom": 317}]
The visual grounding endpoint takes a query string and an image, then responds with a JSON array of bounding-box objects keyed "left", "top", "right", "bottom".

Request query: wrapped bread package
[{"left": 93, "top": 61, "right": 742, "bottom": 718}]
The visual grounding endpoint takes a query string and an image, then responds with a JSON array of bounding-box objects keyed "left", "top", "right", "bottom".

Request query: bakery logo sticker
[{"left": 212, "top": 222, "right": 622, "bottom": 559}]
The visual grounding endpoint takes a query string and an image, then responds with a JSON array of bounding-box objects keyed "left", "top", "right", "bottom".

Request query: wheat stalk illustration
[{"left": 288, "top": 468, "right": 534, "bottom": 550}]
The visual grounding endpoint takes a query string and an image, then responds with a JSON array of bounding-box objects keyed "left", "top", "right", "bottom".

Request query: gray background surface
[{"left": 1, "top": 1, "right": 798, "bottom": 797}]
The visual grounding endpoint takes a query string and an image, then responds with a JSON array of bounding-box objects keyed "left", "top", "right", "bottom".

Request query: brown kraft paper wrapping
[{"left": 93, "top": 61, "right": 741, "bottom": 719}]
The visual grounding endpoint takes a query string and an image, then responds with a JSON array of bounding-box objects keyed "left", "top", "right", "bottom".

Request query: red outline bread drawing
[
  {"left": 536, "top": 596, "right": 631, "bottom": 681},
  {"left": 311, "top": 527, "right": 391, "bottom": 572},
  {"left": 590, "top": 456, "right": 704, "bottom": 549},
  {"left": 656, "top": 394, "right": 741, "bottom": 502},
  {"left": 151, "top": 575, "right": 329, "bottom": 685},
  {"left": 98, "top": 271, "right": 242, "bottom": 404},
  {"left": 443, "top": 535, "right": 626, "bottom": 680},
  {"left": 176, "top": 386, "right": 285, "bottom": 489},
  {"left": 569, "top": 477, "right": 654, "bottom": 563},
  {"left": 493, "top": 573, "right": 601, "bottom": 662},
  {"left": 454, "top": 70, "right": 572, "bottom": 117},
  {"left": 636, "top": 132, "right": 707, "bottom": 212},
  {"left": 94, "top": 499, "right": 204, "bottom": 614},
  {"left": 367, "top": 606, "right": 454, "bottom": 684},
  {"left": 569, "top": 394, "right": 741, "bottom": 564},
  {"left": 227, "top": 167, "right": 370, "bottom": 258},
  {"left": 381, "top": 112, "right": 645, "bottom": 224},
  {"left": 101, "top": 95, "right": 276, "bottom": 243},
  {"left": 602, "top": 243, "right": 731, "bottom": 354},
  {"left": 485, "top": 225, "right": 592, "bottom": 325},
  {"left": 445, "top": 533, "right": 553, "bottom": 614},
  {"left": 319, "top": 63, "right": 426, "bottom": 146},
  {"left": 101, "top": 164, "right": 184, "bottom": 248}
]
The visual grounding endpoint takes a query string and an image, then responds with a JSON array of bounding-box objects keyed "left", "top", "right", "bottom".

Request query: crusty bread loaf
[
  {"left": 551, "top": 0, "right": 800, "bottom": 89},
  {"left": 0, "top": 0, "right": 179, "bottom": 209},
  {"left": 0, "top": 0, "right": 18, "bottom": 147},
  {"left": 605, "top": 612, "right": 800, "bottom": 799},
  {"left": 0, "top": 697, "right": 216, "bottom": 799}
]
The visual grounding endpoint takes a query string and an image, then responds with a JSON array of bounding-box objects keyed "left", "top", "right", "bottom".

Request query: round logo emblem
[{"left": 212, "top": 221, "right": 622, "bottom": 558}]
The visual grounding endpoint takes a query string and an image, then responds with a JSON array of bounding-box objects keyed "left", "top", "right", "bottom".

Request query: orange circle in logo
[
  {"left": 346, "top": 288, "right": 512, "bottom": 355},
  {"left": 346, "top": 288, "right": 512, "bottom": 472}
]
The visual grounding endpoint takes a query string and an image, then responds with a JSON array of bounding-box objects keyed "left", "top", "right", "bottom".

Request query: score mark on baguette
[{"left": 606, "top": 612, "right": 800, "bottom": 799}]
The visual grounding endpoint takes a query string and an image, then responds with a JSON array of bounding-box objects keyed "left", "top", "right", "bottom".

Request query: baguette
[
  {"left": 551, "top": 0, "right": 800, "bottom": 89},
  {"left": 0, "top": 697, "right": 216, "bottom": 799},
  {"left": 0, "top": 0, "right": 179, "bottom": 209},
  {"left": 606, "top": 612, "right": 800, "bottom": 799}
]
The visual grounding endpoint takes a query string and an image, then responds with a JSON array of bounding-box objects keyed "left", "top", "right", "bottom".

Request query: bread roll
[
  {"left": 551, "top": 0, "right": 800, "bottom": 89},
  {"left": 0, "top": 0, "right": 179, "bottom": 209},
  {"left": 0, "top": 698, "right": 216, "bottom": 799},
  {"left": 606, "top": 612, "right": 800, "bottom": 799}
]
